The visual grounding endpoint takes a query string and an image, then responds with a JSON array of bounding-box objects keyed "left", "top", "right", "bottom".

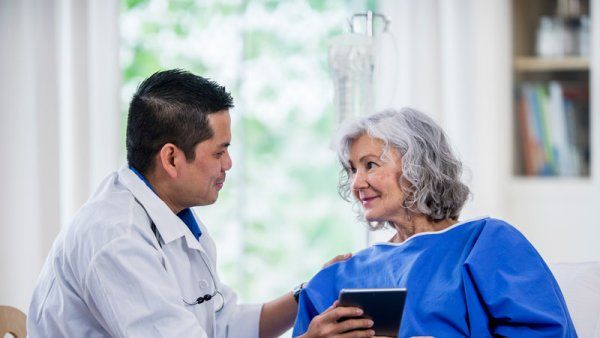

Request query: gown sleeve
[
  {"left": 463, "top": 220, "right": 577, "bottom": 337},
  {"left": 292, "top": 289, "right": 318, "bottom": 337},
  {"left": 292, "top": 267, "right": 339, "bottom": 337}
]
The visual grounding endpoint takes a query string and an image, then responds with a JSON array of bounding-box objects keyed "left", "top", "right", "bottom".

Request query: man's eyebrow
[{"left": 219, "top": 142, "right": 230, "bottom": 148}]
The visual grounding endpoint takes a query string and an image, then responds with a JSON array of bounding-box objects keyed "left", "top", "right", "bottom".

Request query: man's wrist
[{"left": 292, "top": 282, "right": 306, "bottom": 303}]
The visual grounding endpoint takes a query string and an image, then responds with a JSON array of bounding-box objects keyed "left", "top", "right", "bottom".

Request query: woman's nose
[{"left": 351, "top": 171, "right": 368, "bottom": 191}]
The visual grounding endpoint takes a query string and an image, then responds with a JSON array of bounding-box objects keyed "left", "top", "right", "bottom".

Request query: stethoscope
[{"left": 152, "top": 223, "right": 225, "bottom": 312}]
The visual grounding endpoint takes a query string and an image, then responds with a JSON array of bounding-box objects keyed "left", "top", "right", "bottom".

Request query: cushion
[{"left": 549, "top": 262, "right": 600, "bottom": 338}]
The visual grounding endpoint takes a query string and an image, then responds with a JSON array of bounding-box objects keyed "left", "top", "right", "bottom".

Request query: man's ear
[{"left": 158, "top": 143, "right": 180, "bottom": 179}]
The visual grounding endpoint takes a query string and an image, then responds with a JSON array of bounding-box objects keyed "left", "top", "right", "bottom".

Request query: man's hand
[
  {"left": 300, "top": 301, "right": 375, "bottom": 338},
  {"left": 323, "top": 253, "right": 352, "bottom": 268}
]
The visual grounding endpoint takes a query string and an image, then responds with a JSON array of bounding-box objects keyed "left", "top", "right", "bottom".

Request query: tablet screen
[{"left": 338, "top": 288, "right": 407, "bottom": 336}]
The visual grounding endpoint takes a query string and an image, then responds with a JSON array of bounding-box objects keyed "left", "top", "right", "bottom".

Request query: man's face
[{"left": 178, "top": 110, "right": 232, "bottom": 207}]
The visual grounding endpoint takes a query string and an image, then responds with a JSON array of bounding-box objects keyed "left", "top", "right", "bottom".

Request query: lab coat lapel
[{"left": 117, "top": 165, "right": 207, "bottom": 254}]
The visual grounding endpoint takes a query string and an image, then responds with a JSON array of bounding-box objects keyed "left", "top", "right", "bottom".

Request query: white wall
[
  {"left": 376, "top": 0, "right": 511, "bottom": 220},
  {"left": 0, "top": 0, "right": 61, "bottom": 313},
  {"left": 0, "top": 0, "right": 120, "bottom": 312}
]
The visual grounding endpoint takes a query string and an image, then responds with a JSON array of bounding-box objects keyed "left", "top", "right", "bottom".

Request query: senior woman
[{"left": 293, "top": 108, "right": 576, "bottom": 337}]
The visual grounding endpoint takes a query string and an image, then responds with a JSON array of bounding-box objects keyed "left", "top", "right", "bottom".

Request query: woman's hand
[
  {"left": 301, "top": 301, "right": 375, "bottom": 338},
  {"left": 323, "top": 253, "right": 352, "bottom": 268}
]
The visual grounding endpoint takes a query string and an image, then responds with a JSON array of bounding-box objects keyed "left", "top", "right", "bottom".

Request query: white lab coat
[{"left": 27, "top": 165, "right": 261, "bottom": 338}]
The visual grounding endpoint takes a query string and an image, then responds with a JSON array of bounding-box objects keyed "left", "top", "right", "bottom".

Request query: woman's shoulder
[
  {"left": 456, "top": 216, "right": 515, "bottom": 232},
  {"left": 450, "top": 216, "right": 527, "bottom": 241},
  {"left": 466, "top": 217, "right": 541, "bottom": 263},
  {"left": 477, "top": 217, "right": 529, "bottom": 240}
]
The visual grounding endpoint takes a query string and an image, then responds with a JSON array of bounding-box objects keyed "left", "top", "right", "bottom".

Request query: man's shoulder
[
  {"left": 80, "top": 177, "right": 146, "bottom": 223},
  {"left": 64, "top": 179, "right": 153, "bottom": 258},
  {"left": 45, "top": 176, "right": 155, "bottom": 286}
]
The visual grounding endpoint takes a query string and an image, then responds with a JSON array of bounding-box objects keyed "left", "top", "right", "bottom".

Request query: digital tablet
[{"left": 338, "top": 288, "right": 407, "bottom": 336}]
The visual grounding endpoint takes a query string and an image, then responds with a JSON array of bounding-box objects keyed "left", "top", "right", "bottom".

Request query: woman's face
[{"left": 349, "top": 134, "right": 406, "bottom": 223}]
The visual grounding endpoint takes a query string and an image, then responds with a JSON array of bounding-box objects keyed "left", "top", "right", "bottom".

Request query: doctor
[{"left": 27, "top": 69, "right": 375, "bottom": 337}]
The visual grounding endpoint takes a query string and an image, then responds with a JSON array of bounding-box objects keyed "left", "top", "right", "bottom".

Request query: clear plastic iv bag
[{"left": 328, "top": 33, "right": 374, "bottom": 125}]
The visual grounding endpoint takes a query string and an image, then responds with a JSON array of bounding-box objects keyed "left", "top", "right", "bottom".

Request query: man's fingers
[{"left": 323, "top": 253, "right": 352, "bottom": 268}]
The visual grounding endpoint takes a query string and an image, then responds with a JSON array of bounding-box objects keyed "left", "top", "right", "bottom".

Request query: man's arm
[
  {"left": 259, "top": 253, "right": 353, "bottom": 338},
  {"left": 259, "top": 292, "right": 298, "bottom": 338}
]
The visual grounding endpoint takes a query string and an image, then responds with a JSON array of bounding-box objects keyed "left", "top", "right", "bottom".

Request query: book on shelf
[{"left": 517, "top": 81, "right": 589, "bottom": 176}]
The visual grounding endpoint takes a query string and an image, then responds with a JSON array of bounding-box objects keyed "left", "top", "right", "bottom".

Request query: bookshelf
[
  {"left": 506, "top": 0, "right": 600, "bottom": 262},
  {"left": 512, "top": 0, "right": 591, "bottom": 177}
]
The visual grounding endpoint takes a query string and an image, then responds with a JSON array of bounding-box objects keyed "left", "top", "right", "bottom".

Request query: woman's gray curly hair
[{"left": 336, "top": 107, "right": 470, "bottom": 230}]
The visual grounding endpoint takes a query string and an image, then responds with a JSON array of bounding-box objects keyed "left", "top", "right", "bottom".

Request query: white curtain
[
  {"left": 0, "top": 0, "right": 120, "bottom": 311},
  {"left": 375, "top": 0, "right": 512, "bottom": 221}
]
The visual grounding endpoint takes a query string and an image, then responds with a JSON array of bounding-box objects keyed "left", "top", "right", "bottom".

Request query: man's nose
[{"left": 222, "top": 151, "right": 232, "bottom": 171}]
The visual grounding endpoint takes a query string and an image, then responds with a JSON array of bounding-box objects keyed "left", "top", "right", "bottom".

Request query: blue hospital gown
[{"left": 293, "top": 217, "right": 576, "bottom": 337}]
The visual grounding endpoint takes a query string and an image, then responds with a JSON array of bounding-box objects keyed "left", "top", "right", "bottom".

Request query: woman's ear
[{"left": 158, "top": 143, "right": 179, "bottom": 178}]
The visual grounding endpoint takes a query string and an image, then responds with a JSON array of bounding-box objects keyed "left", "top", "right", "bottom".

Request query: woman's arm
[{"left": 465, "top": 220, "right": 577, "bottom": 337}]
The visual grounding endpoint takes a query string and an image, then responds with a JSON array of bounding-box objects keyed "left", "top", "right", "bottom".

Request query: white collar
[
  {"left": 374, "top": 215, "right": 489, "bottom": 246},
  {"left": 117, "top": 164, "right": 206, "bottom": 253}
]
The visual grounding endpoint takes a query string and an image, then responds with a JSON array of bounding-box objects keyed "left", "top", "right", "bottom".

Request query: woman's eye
[
  {"left": 366, "top": 161, "right": 378, "bottom": 170},
  {"left": 349, "top": 167, "right": 356, "bottom": 174}
]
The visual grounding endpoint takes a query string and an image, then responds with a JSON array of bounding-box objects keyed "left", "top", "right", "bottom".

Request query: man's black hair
[{"left": 126, "top": 69, "right": 234, "bottom": 174}]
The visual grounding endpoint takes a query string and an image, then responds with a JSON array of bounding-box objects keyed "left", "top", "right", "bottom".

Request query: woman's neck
[{"left": 389, "top": 215, "right": 457, "bottom": 243}]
